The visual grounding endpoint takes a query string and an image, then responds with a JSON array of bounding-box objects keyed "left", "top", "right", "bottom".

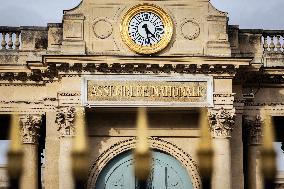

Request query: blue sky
[
  {"left": 0, "top": 0, "right": 284, "bottom": 29},
  {"left": 0, "top": 0, "right": 283, "bottom": 170}
]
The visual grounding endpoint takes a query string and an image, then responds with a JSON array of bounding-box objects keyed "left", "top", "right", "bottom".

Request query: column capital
[
  {"left": 19, "top": 114, "right": 42, "bottom": 144},
  {"left": 55, "top": 106, "right": 84, "bottom": 137},
  {"left": 208, "top": 107, "right": 235, "bottom": 138},
  {"left": 244, "top": 115, "right": 263, "bottom": 145}
]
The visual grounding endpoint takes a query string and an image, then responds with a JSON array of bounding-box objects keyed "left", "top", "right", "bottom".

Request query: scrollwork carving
[
  {"left": 20, "top": 115, "right": 42, "bottom": 144},
  {"left": 55, "top": 107, "right": 75, "bottom": 136},
  {"left": 208, "top": 108, "right": 235, "bottom": 138}
]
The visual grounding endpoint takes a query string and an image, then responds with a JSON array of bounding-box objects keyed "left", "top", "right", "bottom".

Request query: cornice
[
  {"left": 0, "top": 62, "right": 242, "bottom": 83},
  {"left": 42, "top": 55, "right": 252, "bottom": 67}
]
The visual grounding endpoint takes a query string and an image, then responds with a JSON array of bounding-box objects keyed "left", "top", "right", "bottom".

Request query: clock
[{"left": 120, "top": 4, "right": 173, "bottom": 55}]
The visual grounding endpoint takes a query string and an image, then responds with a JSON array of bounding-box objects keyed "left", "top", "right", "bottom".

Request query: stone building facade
[{"left": 0, "top": 0, "right": 283, "bottom": 189}]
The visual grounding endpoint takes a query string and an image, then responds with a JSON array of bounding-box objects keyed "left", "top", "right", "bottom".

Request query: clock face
[
  {"left": 128, "top": 12, "right": 165, "bottom": 47},
  {"left": 120, "top": 4, "right": 173, "bottom": 55}
]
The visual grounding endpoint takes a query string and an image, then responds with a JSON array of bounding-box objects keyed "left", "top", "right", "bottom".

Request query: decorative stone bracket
[
  {"left": 208, "top": 108, "right": 235, "bottom": 138},
  {"left": 55, "top": 107, "right": 76, "bottom": 136},
  {"left": 20, "top": 114, "right": 42, "bottom": 144},
  {"left": 244, "top": 115, "right": 263, "bottom": 145}
]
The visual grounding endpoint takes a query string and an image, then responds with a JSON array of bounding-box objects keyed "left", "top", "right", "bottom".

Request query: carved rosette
[
  {"left": 244, "top": 115, "right": 263, "bottom": 145},
  {"left": 55, "top": 107, "right": 76, "bottom": 136},
  {"left": 208, "top": 108, "right": 235, "bottom": 138},
  {"left": 20, "top": 115, "right": 42, "bottom": 144}
]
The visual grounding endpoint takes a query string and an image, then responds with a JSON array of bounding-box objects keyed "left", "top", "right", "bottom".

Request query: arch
[{"left": 87, "top": 137, "right": 201, "bottom": 189}]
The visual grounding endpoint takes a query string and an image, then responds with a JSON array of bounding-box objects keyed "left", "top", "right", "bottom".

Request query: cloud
[
  {"left": 0, "top": 0, "right": 81, "bottom": 26},
  {"left": 0, "top": 5, "right": 46, "bottom": 26},
  {"left": 211, "top": 0, "right": 284, "bottom": 29}
]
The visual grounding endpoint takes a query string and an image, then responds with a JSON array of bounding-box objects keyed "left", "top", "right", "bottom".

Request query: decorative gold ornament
[{"left": 120, "top": 3, "right": 173, "bottom": 55}]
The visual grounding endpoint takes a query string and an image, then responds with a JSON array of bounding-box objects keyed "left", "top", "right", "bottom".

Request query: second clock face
[{"left": 129, "top": 12, "right": 165, "bottom": 46}]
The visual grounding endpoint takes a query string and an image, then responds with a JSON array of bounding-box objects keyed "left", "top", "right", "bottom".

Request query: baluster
[
  {"left": 276, "top": 35, "right": 282, "bottom": 53},
  {"left": 269, "top": 35, "right": 275, "bottom": 52},
  {"left": 1, "top": 32, "right": 7, "bottom": 50},
  {"left": 14, "top": 32, "right": 20, "bottom": 50},
  {"left": 8, "top": 32, "right": 13, "bottom": 50},
  {"left": 263, "top": 35, "right": 269, "bottom": 52},
  {"left": 282, "top": 34, "right": 284, "bottom": 53}
]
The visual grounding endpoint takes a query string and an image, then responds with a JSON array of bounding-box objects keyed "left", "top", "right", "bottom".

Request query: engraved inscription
[{"left": 87, "top": 81, "right": 207, "bottom": 103}]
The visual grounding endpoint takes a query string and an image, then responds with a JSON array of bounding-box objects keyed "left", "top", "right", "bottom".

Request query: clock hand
[
  {"left": 148, "top": 29, "right": 156, "bottom": 38},
  {"left": 142, "top": 24, "right": 158, "bottom": 42},
  {"left": 142, "top": 24, "right": 151, "bottom": 45}
]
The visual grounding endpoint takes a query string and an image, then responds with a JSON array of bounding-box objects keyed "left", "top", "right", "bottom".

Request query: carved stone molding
[
  {"left": 20, "top": 114, "right": 42, "bottom": 144},
  {"left": 0, "top": 63, "right": 239, "bottom": 83},
  {"left": 235, "top": 71, "right": 284, "bottom": 85},
  {"left": 55, "top": 107, "right": 75, "bottom": 136},
  {"left": 208, "top": 108, "right": 235, "bottom": 138},
  {"left": 244, "top": 115, "right": 263, "bottom": 145}
]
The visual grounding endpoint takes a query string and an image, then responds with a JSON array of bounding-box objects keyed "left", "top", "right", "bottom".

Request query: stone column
[
  {"left": 244, "top": 115, "right": 263, "bottom": 189},
  {"left": 209, "top": 108, "right": 235, "bottom": 189},
  {"left": 19, "top": 114, "right": 42, "bottom": 189},
  {"left": 55, "top": 107, "right": 76, "bottom": 189}
]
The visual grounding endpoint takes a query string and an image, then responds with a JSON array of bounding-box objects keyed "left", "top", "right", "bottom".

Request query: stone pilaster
[
  {"left": 44, "top": 111, "right": 60, "bottom": 189},
  {"left": 244, "top": 115, "right": 264, "bottom": 189},
  {"left": 19, "top": 114, "right": 42, "bottom": 189},
  {"left": 55, "top": 106, "right": 76, "bottom": 189},
  {"left": 209, "top": 107, "right": 235, "bottom": 189}
]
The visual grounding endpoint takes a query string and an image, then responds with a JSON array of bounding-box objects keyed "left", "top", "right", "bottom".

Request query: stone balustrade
[
  {"left": 0, "top": 27, "right": 21, "bottom": 50},
  {"left": 263, "top": 30, "right": 284, "bottom": 53},
  {"left": 0, "top": 165, "right": 8, "bottom": 188}
]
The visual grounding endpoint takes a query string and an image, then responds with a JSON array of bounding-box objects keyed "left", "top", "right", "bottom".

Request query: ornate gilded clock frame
[{"left": 120, "top": 3, "right": 173, "bottom": 55}]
